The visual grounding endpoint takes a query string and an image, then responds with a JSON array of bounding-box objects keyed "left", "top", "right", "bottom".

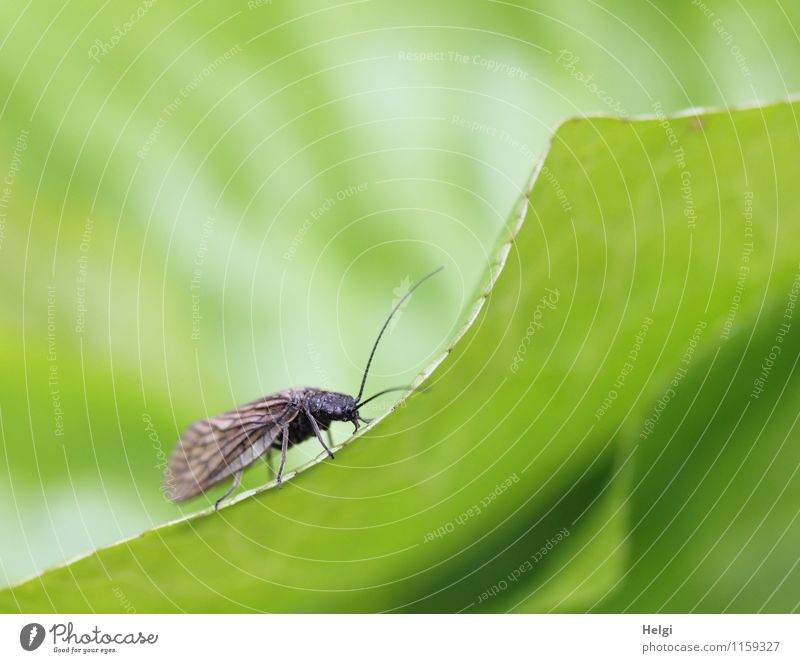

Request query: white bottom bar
[{"left": 1, "top": 614, "right": 796, "bottom": 662}]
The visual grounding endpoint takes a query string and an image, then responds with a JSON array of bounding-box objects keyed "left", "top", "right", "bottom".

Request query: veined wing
[{"left": 165, "top": 393, "right": 298, "bottom": 502}]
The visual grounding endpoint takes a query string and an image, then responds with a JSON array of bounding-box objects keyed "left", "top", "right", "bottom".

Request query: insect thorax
[{"left": 304, "top": 389, "right": 357, "bottom": 422}]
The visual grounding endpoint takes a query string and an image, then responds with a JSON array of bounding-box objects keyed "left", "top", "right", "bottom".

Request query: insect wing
[{"left": 165, "top": 395, "right": 297, "bottom": 502}]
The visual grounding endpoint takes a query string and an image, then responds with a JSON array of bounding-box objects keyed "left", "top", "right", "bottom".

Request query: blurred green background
[{"left": 1, "top": 0, "right": 799, "bottom": 594}]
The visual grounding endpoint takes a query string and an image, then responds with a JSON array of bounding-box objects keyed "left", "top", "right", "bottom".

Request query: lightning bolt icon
[{"left": 28, "top": 626, "right": 37, "bottom": 645}]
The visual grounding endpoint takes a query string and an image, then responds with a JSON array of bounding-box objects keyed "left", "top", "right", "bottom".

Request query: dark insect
[{"left": 165, "top": 267, "right": 442, "bottom": 509}]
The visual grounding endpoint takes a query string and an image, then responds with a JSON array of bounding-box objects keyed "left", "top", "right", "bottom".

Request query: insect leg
[
  {"left": 276, "top": 425, "right": 289, "bottom": 487},
  {"left": 303, "top": 405, "right": 335, "bottom": 459},
  {"left": 325, "top": 427, "right": 334, "bottom": 449},
  {"left": 214, "top": 469, "right": 242, "bottom": 511}
]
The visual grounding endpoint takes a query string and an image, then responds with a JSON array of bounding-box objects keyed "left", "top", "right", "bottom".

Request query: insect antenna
[
  {"left": 356, "top": 385, "right": 415, "bottom": 409},
  {"left": 355, "top": 266, "right": 443, "bottom": 403}
]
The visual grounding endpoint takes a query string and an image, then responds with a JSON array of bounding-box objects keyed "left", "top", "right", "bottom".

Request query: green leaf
[{"left": 3, "top": 99, "right": 799, "bottom": 613}]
